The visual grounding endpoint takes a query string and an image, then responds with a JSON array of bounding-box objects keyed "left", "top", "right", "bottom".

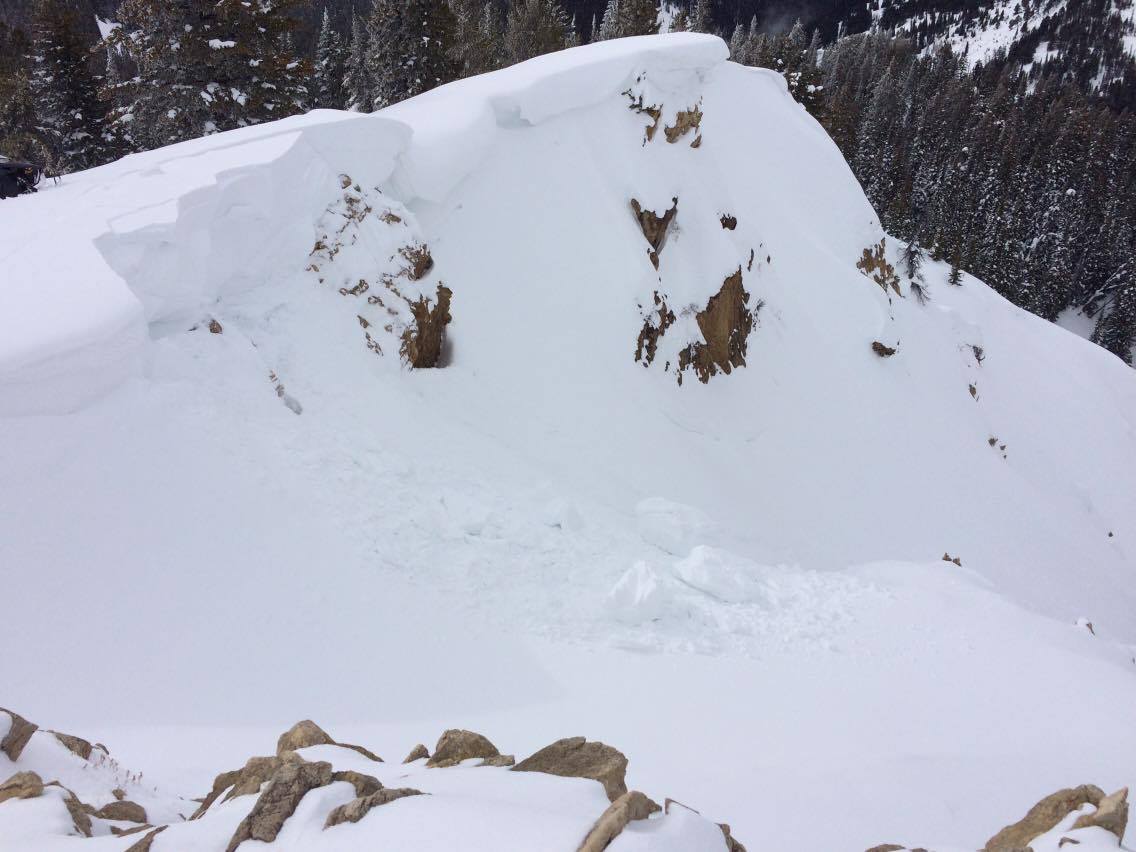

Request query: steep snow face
[{"left": 1, "top": 33, "right": 1135, "bottom": 852}]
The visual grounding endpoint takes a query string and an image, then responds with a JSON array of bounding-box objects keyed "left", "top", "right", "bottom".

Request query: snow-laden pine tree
[
  {"left": 105, "top": 0, "right": 308, "bottom": 149},
  {"left": 504, "top": 0, "right": 571, "bottom": 64},
  {"left": 451, "top": 0, "right": 503, "bottom": 78},
  {"left": 688, "top": 0, "right": 714, "bottom": 34},
  {"left": 0, "top": 71, "right": 50, "bottom": 164},
  {"left": 314, "top": 8, "right": 345, "bottom": 109},
  {"left": 1091, "top": 261, "right": 1136, "bottom": 363},
  {"left": 342, "top": 13, "right": 371, "bottom": 112},
  {"left": 617, "top": 0, "right": 658, "bottom": 37},
  {"left": 368, "top": 0, "right": 459, "bottom": 110},
  {"left": 28, "top": 0, "right": 110, "bottom": 172},
  {"left": 596, "top": 0, "right": 620, "bottom": 40}
]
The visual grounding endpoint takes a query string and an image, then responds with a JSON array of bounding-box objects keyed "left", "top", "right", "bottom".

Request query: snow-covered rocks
[{"left": 0, "top": 713, "right": 747, "bottom": 850}]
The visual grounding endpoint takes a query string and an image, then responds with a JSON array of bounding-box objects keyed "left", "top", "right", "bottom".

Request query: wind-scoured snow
[{"left": 1, "top": 33, "right": 1134, "bottom": 851}]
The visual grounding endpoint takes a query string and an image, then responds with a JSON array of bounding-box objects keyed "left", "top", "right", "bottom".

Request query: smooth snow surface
[{"left": 1, "top": 33, "right": 1134, "bottom": 851}]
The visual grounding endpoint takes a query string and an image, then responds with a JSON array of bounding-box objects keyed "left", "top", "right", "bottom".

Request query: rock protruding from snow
[
  {"left": 0, "top": 770, "right": 43, "bottom": 804},
  {"left": 225, "top": 759, "right": 333, "bottom": 852},
  {"left": 1070, "top": 786, "right": 1128, "bottom": 841},
  {"left": 124, "top": 825, "right": 167, "bottom": 851},
  {"left": 983, "top": 785, "right": 1109, "bottom": 850},
  {"left": 93, "top": 799, "right": 148, "bottom": 822},
  {"left": 677, "top": 268, "right": 756, "bottom": 384},
  {"left": 330, "top": 770, "right": 383, "bottom": 799},
  {"left": 403, "top": 743, "right": 430, "bottom": 763},
  {"left": 426, "top": 729, "right": 502, "bottom": 767},
  {"left": 512, "top": 736, "right": 629, "bottom": 802},
  {"left": 0, "top": 708, "right": 37, "bottom": 761},
  {"left": 577, "top": 790, "right": 661, "bottom": 852},
  {"left": 276, "top": 718, "right": 383, "bottom": 762},
  {"left": 324, "top": 786, "right": 426, "bottom": 828},
  {"left": 48, "top": 731, "right": 95, "bottom": 761}
]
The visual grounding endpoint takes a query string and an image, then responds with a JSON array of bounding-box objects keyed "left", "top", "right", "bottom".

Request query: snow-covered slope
[{"left": 1, "top": 33, "right": 1134, "bottom": 851}]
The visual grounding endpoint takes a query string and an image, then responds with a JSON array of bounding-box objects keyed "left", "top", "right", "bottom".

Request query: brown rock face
[
  {"left": 512, "top": 737, "right": 628, "bottom": 802},
  {"left": 664, "top": 106, "right": 703, "bottom": 144},
  {"left": 678, "top": 269, "right": 757, "bottom": 384},
  {"left": 481, "top": 754, "right": 516, "bottom": 767},
  {"left": 44, "top": 783, "right": 93, "bottom": 837},
  {"left": 191, "top": 753, "right": 301, "bottom": 819},
  {"left": 872, "top": 341, "right": 897, "bottom": 357},
  {"left": 124, "top": 825, "right": 166, "bottom": 852},
  {"left": 1071, "top": 786, "right": 1128, "bottom": 841},
  {"left": 324, "top": 787, "right": 426, "bottom": 828},
  {"left": 720, "top": 823, "right": 748, "bottom": 852},
  {"left": 0, "top": 770, "right": 44, "bottom": 803},
  {"left": 275, "top": 719, "right": 382, "bottom": 762},
  {"left": 577, "top": 790, "right": 660, "bottom": 852},
  {"left": 630, "top": 197, "right": 678, "bottom": 256},
  {"left": 426, "top": 729, "right": 500, "bottom": 768},
  {"left": 277, "top": 720, "right": 336, "bottom": 755},
  {"left": 635, "top": 291, "right": 676, "bottom": 367},
  {"left": 401, "top": 284, "right": 452, "bottom": 369},
  {"left": 857, "top": 239, "right": 902, "bottom": 296},
  {"left": 331, "top": 770, "right": 383, "bottom": 799},
  {"left": 94, "top": 800, "right": 148, "bottom": 822},
  {"left": 865, "top": 846, "right": 907, "bottom": 852},
  {"left": 0, "top": 708, "right": 38, "bottom": 761},
  {"left": 225, "top": 760, "right": 333, "bottom": 852},
  {"left": 50, "top": 732, "right": 93, "bottom": 760},
  {"left": 984, "top": 785, "right": 1105, "bottom": 851},
  {"left": 403, "top": 743, "right": 430, "bottom": 763}
]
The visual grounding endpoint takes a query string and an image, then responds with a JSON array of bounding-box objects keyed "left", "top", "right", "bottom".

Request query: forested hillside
[{"left": 0, "top": 0, "right": 1133, "bottom": 358}]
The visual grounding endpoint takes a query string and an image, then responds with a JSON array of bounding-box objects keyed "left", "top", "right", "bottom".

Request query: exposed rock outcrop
[
  {"left": 426, "top": 729, "right": 501, "bottom": 767},
  {"left": 678, "top": 268, "right": 757, "bottom": 384},
  {"left": 872, "top": 341, "right": 897, "bottom": 357},
  {"left": 984, "top": 785, "right": 1105, "bottom": 851},
  {"left": 403, "top": 743, "right": 430, "bottom": 763},
  {"left": 42, "top": 782, "right": 93, "bottom": 837},
  {"left": 512, "top": 737, "right": 628, "bottom": 802},
  {"left": 276, "top": 719, "right": 383, "bottom": 762},
  {"left": 401, "top": 284, "right": 453, "bottom": 369},
  {"left": 481, "top": 754, "right": 516, "bottom": 767},
  {"left": 577, "top": 790, "right": 660, "bottom": 852},
  {"left": 857, "top": 239, "right": 902, "bottom": 296},
  {"left": 50, "top": 731, "right": 93, "bottom": 760},
  {"left": 635, "top": 291, "right": 676, "bottom": 367},
  {"left": 191, "top": 753, "right": 301, "bottom": 819},
  {"left": 225, "top": 759, "right": 333, "bottom": 852},
  {"left": 720, "top": 822, "right": 748, "bottom": 852},
  {"left": 664, "top": 106, "right": 703, "bottom": 144},
  {"left": 331, "top": 770, "right": 383, "bottom": 799},
  {"left": 630, "top": 197, "right": 678, "bottom": 267},
  {"left": 0, "top": 707, "right": 37, "bottom": 761},
  {"left": 0, "top": 770, "right": 43, "bottom": 803},
  {"left": 1070, "top": 786, "right": 1128, "bottom": 841},
  {"left": 720, "top": 214, "right": 737, "bottom": 230},
  {"left": 94, "top": 799, "right": 147, "bottom": 822},
  {"left": 324, "top": 787, "right": 426, "bottom": 828},
  {"left": 124, "top": 825, "right": 166, "bottom": 852}
]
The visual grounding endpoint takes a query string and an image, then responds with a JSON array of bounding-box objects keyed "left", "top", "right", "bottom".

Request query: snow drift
[{"left": 1, "top": 33, "right": 1135, "bottom": 852}]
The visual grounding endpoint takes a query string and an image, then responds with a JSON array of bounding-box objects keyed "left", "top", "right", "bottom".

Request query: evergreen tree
[
  {"left": 452, "top": 0, "right": 504, "bottom": 77},
  {"left": 597, "top": 0, "right": 620, "bottom": 40},
  {"left": 105, "top": 0, "right": 309, "bottom": 149},
  {"left": 505, "top": 0, "right": 571, "bottom": 64},
  {"left": 688, "top": 0, "right": 713, "bottom": 34},
  {"left": 367, "top": 0, "right": 459, "bottom": 110},
  {"left": 0, "top": 71, "right": 50, "bottom": 164},
  {"left": 343, "top": 12, "right": 371, "bottom": 111},
  {"left": 314, "top": 9, "right": 344, "bottom": 109},
  {"left": 616, "top": 0, "right": 658, "bottom": 37},
  {"left": 29, "top": 0, "right": 111, "bottom": 172},
  {"left": 1090, "top": 260, "right": 1136, "bottom": 363}
]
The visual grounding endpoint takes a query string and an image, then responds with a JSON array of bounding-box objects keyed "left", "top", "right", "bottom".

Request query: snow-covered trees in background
[
  {"left": 366, "top": 0, "right": 459, "bottom": 109},
  {"left": 342, "top": 13, "right": 371, "bottom": 111},
  {"left": 596, "top": 0, "right": 658, "bottom": 40},
  {"left": 314, "top": 8, "right": 345, "bottom": 109},
  {"left": 103, "top": 0, "right": 308, "bottom": 148},
  {"left": 504, "top": 0, "right": 573, "bottom": 63}
]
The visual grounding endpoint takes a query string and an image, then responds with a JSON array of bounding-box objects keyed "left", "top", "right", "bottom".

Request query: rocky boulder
[
  {"left": 0, "top": 770, "right": 43, "bottom": 804},
  {"left": 403, "top": 743, "right": 430, "bottom": 763},
  {"left": 512, "top": 736, "right": 628, "bottom": 802},
  {"left": 94, "top": 799, "right": 148, "bottom": 822},
  {"left": 678, "top": 268, "right": 757, "bottom": 385},
  {"left": 324, "top": 787, "right": 426, "bottom": 828},
  {"left": 1071, "top": 786, "right": 1128, "bottom": 841},
  {"left": 577, "top": 790, "right": 660, "bottom": 852},
  {"left": 0, "top": 708, "right": 37, "bottom": 761},
  {"left": 276, "top": 719, "right": 383, "bottom": 762},
  {"left": 124, "top": 826, "right": 166, "bottom": 852},
  {"left": 225, "top": 759, "right": 333, "bottom": 852},
  {"left": 49, "top": 731, "right": 93, "bottom": 760},
  {"left": 984, "top": 785, "right": 1105, "bottom": 851},
  {"left": 426, "top": 729, "right": 501, "bottom": 768}
]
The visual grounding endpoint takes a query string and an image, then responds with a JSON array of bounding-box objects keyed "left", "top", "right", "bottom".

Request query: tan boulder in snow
[
  {"left": 331, "top": 770, "right": 383, "bottom": 799},
  {"left": 324, "top": 787, "right": 426, "bottom": 828},
  {"left": 1071, "top": 786, "right": 1128, "bottom": 841},
  {"left": 225, "top": 759, "right": 333, "bottom": 852},
  {"left": 0, "top": 770, "right": 43, "bottom": 803},
  {"left": 94, "top": 799, "right": 148, "bottom": 822},
  {"left": 0, "top": 708, "right": 38, "bottom": 761},
  {"left": 276, "top": 719, "right": 383, "bottom": 762},
  {"left": 123, "top": 825, "right": 166, "bottom": 852},
  {"left": 984, "top": 785, "right": 1105, "bottom": 851},
  {"left": 403, "top": 743, "right": 430, "bottom": 763},
  {"left": 513, "top": 736, "right": 628, "bottom": 802},
  {"left": 577, "top": 790, "right": 660, "bottom": 852},
  {"left": 427, "top": 729, "right": 501, "bottom": 767}
]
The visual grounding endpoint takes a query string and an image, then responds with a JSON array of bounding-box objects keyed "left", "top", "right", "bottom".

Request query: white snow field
[{"left": 1, "top": 32, "right": 1135, "bottom": 851}]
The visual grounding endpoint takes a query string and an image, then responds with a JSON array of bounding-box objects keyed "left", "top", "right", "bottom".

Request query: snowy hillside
[{"left": 1, "top": 32, "right": 1135, "bottom": 851}]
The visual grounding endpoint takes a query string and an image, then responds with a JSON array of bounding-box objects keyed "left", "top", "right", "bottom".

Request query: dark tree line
[{"left": 814, "top": 32, "right": 1136, "bottom": 361}]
